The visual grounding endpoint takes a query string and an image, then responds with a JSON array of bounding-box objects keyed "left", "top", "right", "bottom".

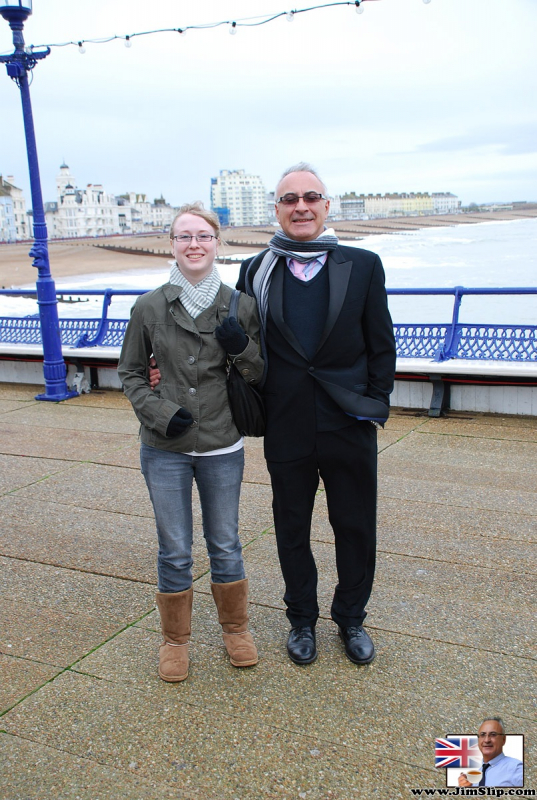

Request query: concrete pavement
[{"left": 0, "top": 383, "right": 535, "bottom": 799}]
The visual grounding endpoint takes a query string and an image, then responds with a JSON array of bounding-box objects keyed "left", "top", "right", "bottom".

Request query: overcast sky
[{"left": 1, "top": 0, "right": 536, "bottom": 209}]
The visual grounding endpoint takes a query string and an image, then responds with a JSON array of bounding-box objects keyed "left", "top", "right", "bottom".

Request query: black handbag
[{"left": 226, "top": 290, "right": 265, "bottom": 437}]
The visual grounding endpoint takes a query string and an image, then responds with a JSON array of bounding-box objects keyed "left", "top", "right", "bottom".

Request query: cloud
[{"left": 409, "top": 122, "right": 537, "bottom": 157}]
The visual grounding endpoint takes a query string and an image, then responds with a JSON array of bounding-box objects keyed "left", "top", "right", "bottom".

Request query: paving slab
[
  {"left": 3, "top": 401, "right": 139, "bottom": 434},
  {"left": 1, "top": 557, "right": 154, "bottom": 621},
  {"left": 384, "top": 414, "right": 431, "bottom": 433},
  {"left": 0, "top": 653, "right": 59, "bottom": 713},
  {"left": 378, "top": 494, "right": 537, "bottom": 544},
  {"left": 11, "top": 461, "right": 154, "bottom": 516},
  {"left": 0, "top": 421, "right": 136, "bottom": 461},
  {"left": 0, "top": 383, "right": 42, "bottom": 401},
  {"left": 419, "top": 417, "right": 537, "bottom": 442},
  {"left": 0, "top": 733, "right": 199, "bottom": 800},
  {"left": 0, "top": 452, "right": 72, "bottom": 494},
  {"left": 1, "top": 557, "right": 154, "bottom": 665},
  {"left": 0, "top": 495, "right": 162, "bottom": 582},
  {"left": 0, "top": 595, "right": 130, "bottom": 666},
  {"left": 371, "top": 552, "right": 536, "bottom": 656},
  {"left": 90, "top": 440, "right": 143, "bottom": 468},
  {"left": 376, "top": 504, "right": 535, "bottom": 573},
  {"left": 0, "top": 398, "right": 35, "bottom": 414},
  {"left": 378, "top": 472, "right": 537, "bottom": 515},
  {"left": 380, "top": 428, "right": 537, "bottom": 474},
  {"left": 1, "top": 670, "right": 438, "bottom": 799}
]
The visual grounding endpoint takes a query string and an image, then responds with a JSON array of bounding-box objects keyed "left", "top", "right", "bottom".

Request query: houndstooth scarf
[{"left": 169, "top": 262, "right": 221, "bottom": 318}]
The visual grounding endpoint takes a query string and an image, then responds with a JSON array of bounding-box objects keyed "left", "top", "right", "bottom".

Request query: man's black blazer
[{"left": 237, "top": 245, "right": 396, "bottom": 461}]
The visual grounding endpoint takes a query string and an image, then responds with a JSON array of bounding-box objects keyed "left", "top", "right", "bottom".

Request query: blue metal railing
[{"left": 1, "top": 286, "right": 536, "bottom": 362}]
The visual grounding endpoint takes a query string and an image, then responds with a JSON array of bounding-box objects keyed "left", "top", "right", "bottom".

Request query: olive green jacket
[{"left": 118, "top": 282, "right": 263, "bottom": 453}]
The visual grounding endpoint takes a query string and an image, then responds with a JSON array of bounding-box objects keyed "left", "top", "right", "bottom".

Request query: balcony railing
[{"left": 0, "top": 286, "right": 536, "bottom": 362}]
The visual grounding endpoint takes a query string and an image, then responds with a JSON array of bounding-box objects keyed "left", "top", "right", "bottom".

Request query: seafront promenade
[{"left": 0, "top": 383, "right": 536, "bottom": 799}]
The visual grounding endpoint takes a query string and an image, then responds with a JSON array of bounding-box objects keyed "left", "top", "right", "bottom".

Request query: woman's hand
[
  {"left": 166, "top": 408, "right": 193, "bottom": 437},
  {"left": 215, "top": 316, "right": 248, "bottom": 355}
]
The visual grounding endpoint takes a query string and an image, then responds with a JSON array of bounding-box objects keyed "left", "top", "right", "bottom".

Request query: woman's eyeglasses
[
  {"left": 173, "top": 234, "right": 216, "bottom": 243},
  {"left": 276, "top": 192, "right": 327, "bottom": 206}
]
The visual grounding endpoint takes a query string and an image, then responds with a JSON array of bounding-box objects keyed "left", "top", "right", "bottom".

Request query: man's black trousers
[{"left": 266, "top": 421, "right": 378, "bottom": 629}]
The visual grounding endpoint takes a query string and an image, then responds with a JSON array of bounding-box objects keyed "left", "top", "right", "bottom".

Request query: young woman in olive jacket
[{"left": 118, "top": 203, "right": 263, "bottom": 682}]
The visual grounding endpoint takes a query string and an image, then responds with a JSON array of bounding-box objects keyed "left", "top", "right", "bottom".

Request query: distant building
[
  {"left": 432, "top": 192, "right": 461, "bottom": 214},
  {"left": 53, "top": 164, "right": 123, "bottom": 238},
  {"left": 340, "top": 192, "right": 365, "bottom": 220},
  {"left": 43, "top": 165, "right": 178, "bottom": 238},
  {"left": 326, "top": 191, "right": 460, "bottom": 220},
  {"left": 0, "top": 175, "right": 28, "bottom": 241},
  {"left": 211, "top": 169, "right": 268, "bottom": 226},
  {"left": 266, "top": 191, "right": 277, "bottom": 225}
]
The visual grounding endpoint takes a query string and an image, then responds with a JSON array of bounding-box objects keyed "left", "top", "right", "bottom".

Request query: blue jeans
[{"left": 140, "top": 443, "right": 246, "bottom": 593}]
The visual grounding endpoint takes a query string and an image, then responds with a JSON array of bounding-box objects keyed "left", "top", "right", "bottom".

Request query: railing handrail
[
  {"left": 1, "top": 286, "right": 536, "bottom": 298},
  {"left": 1, "top": 285, "right": 536, "bottom": 362}
]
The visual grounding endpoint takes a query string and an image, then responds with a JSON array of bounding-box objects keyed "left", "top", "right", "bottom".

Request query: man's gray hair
[
  {"left": 276, "top": 162, "right": 328, "bottom": 195},
  {"left": 481, "top": 717, "right": 505, "bottom": 733}
]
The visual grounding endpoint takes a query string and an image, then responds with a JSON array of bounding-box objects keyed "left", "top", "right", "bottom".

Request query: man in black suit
[{"left": 236, "top": 163, "right": 396, "bottom": 666}]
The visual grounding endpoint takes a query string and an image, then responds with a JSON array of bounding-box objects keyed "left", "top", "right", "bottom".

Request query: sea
[{"left": 1, "top": 217, "right": 536, "bottom": 326}]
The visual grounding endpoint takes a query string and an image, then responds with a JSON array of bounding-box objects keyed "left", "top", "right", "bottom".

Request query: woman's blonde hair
[{"left": 169, "top": 202, "right": 221, "bottom": 239}]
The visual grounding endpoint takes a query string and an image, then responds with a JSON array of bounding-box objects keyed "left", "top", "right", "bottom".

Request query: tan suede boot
[
  {"left": 155, "top": 587, "right": 193, "bottom": 682},
  {"left": 211, "top": 578, "right": 258, "bottom": 667}
]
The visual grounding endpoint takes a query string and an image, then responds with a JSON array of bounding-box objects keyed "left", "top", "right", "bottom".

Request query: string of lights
[{"left": 12, "top": 0, "right": 429, "bottom": 56}]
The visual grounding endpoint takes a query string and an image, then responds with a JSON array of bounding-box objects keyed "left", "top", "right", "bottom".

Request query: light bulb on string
[
  {"left": 78, "top": 41, "right": 86, "bottom": 54},
  {"left": 124, "top": 36, "right": 132, "bottom": 48},
  {"left": 229, "top": 22, "right": 237, "bottom": 35},
  {"left": 355, "top": 1, "right": 364, "bottom": 14},
  {"left": 287, "top": 11, "right": 295, "bottom": 21}
]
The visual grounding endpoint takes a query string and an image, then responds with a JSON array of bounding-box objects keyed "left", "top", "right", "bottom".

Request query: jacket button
[
  {"left": 188, "top": 387, "right": 197, "bottom": 396},
  {"left": 187, "top": 356, "right": 195, "bottom": 364},
  {"left": 308, "top": 366, "right": 315, "bottom": 373},
  {"left": 241, "top": 368, "right": 249, "bottom": 375}
]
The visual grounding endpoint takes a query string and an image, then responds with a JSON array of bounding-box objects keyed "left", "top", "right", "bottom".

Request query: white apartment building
[
  {"left": 0, "top": 175, "right": 28, "bottom": 241},
  {"left": 211, "top": 169, "right": 268, "bottom": 226},
  {"left": 432, "top": 192, "right": 461, "bottom": 214},
  {"left": 54, "top": 164, "right": 121, "bottom": 238}
]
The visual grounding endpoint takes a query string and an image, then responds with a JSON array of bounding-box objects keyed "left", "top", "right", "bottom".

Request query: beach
[{"left": 1, "top": 207, "right": 536, "bottom": 289}]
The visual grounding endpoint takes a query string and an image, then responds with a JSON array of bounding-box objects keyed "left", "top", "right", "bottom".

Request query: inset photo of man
[{"left": 442, "top": 717, "right": 524, "bottom": 788}]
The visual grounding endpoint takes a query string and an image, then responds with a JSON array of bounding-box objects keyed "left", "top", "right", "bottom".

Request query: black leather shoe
[
  {"left": 287, "top": 626, "right": 317, "bottom": 665},
  {"left": 339, "top": 626, "right": 375, "bottom": 664}
]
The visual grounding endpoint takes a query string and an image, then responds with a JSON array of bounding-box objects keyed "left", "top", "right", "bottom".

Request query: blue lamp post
[{"left": 0, "top": 0, "right": 77, "bottom": 400}]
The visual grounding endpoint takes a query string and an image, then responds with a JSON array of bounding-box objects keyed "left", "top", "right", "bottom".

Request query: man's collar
[{"left": 483, "top": 752, "right": 506, "bottom": 766}]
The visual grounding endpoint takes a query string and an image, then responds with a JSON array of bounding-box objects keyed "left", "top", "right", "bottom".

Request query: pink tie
[{"left": 289, "top": 258, "right": 308, "bottom": 281}]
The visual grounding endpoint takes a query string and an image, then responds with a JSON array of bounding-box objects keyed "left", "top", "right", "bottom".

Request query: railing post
[{"left": 435, "top": 286, "right": 464, "bottom": 361}]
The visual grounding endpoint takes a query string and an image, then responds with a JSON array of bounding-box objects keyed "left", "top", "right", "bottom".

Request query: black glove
[
  {"left": 166, "top": 407, "right": 193, "bottom": 437},
  {"left": 214, "top": 316, "right": 248, "bottom": 355}
]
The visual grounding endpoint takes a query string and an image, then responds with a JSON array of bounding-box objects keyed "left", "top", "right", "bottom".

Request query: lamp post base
[{"left": 35, "top": 388, "right": 79, "bottom": 402}]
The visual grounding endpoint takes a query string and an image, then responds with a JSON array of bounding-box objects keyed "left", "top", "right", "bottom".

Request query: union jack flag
[{"left": 435, "top": 736, "right": 481, "bottom": 769}]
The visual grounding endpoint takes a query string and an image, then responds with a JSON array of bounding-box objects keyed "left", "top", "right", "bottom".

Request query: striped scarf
[
  {"left": 268, "top": 227, "right": 339, "bottom": 263},
  {"left": 169, "top": 262, "right": 221, "bottom": 318}
]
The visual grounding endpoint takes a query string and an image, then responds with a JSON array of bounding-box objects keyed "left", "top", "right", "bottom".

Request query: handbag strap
[{"left": 229, "top": 288, "right": 240, "bottom": 319}]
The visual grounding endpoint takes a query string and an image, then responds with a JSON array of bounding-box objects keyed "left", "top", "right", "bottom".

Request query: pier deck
[{"left": 0, "top": 384, "right": 535, "bottom": 799}]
